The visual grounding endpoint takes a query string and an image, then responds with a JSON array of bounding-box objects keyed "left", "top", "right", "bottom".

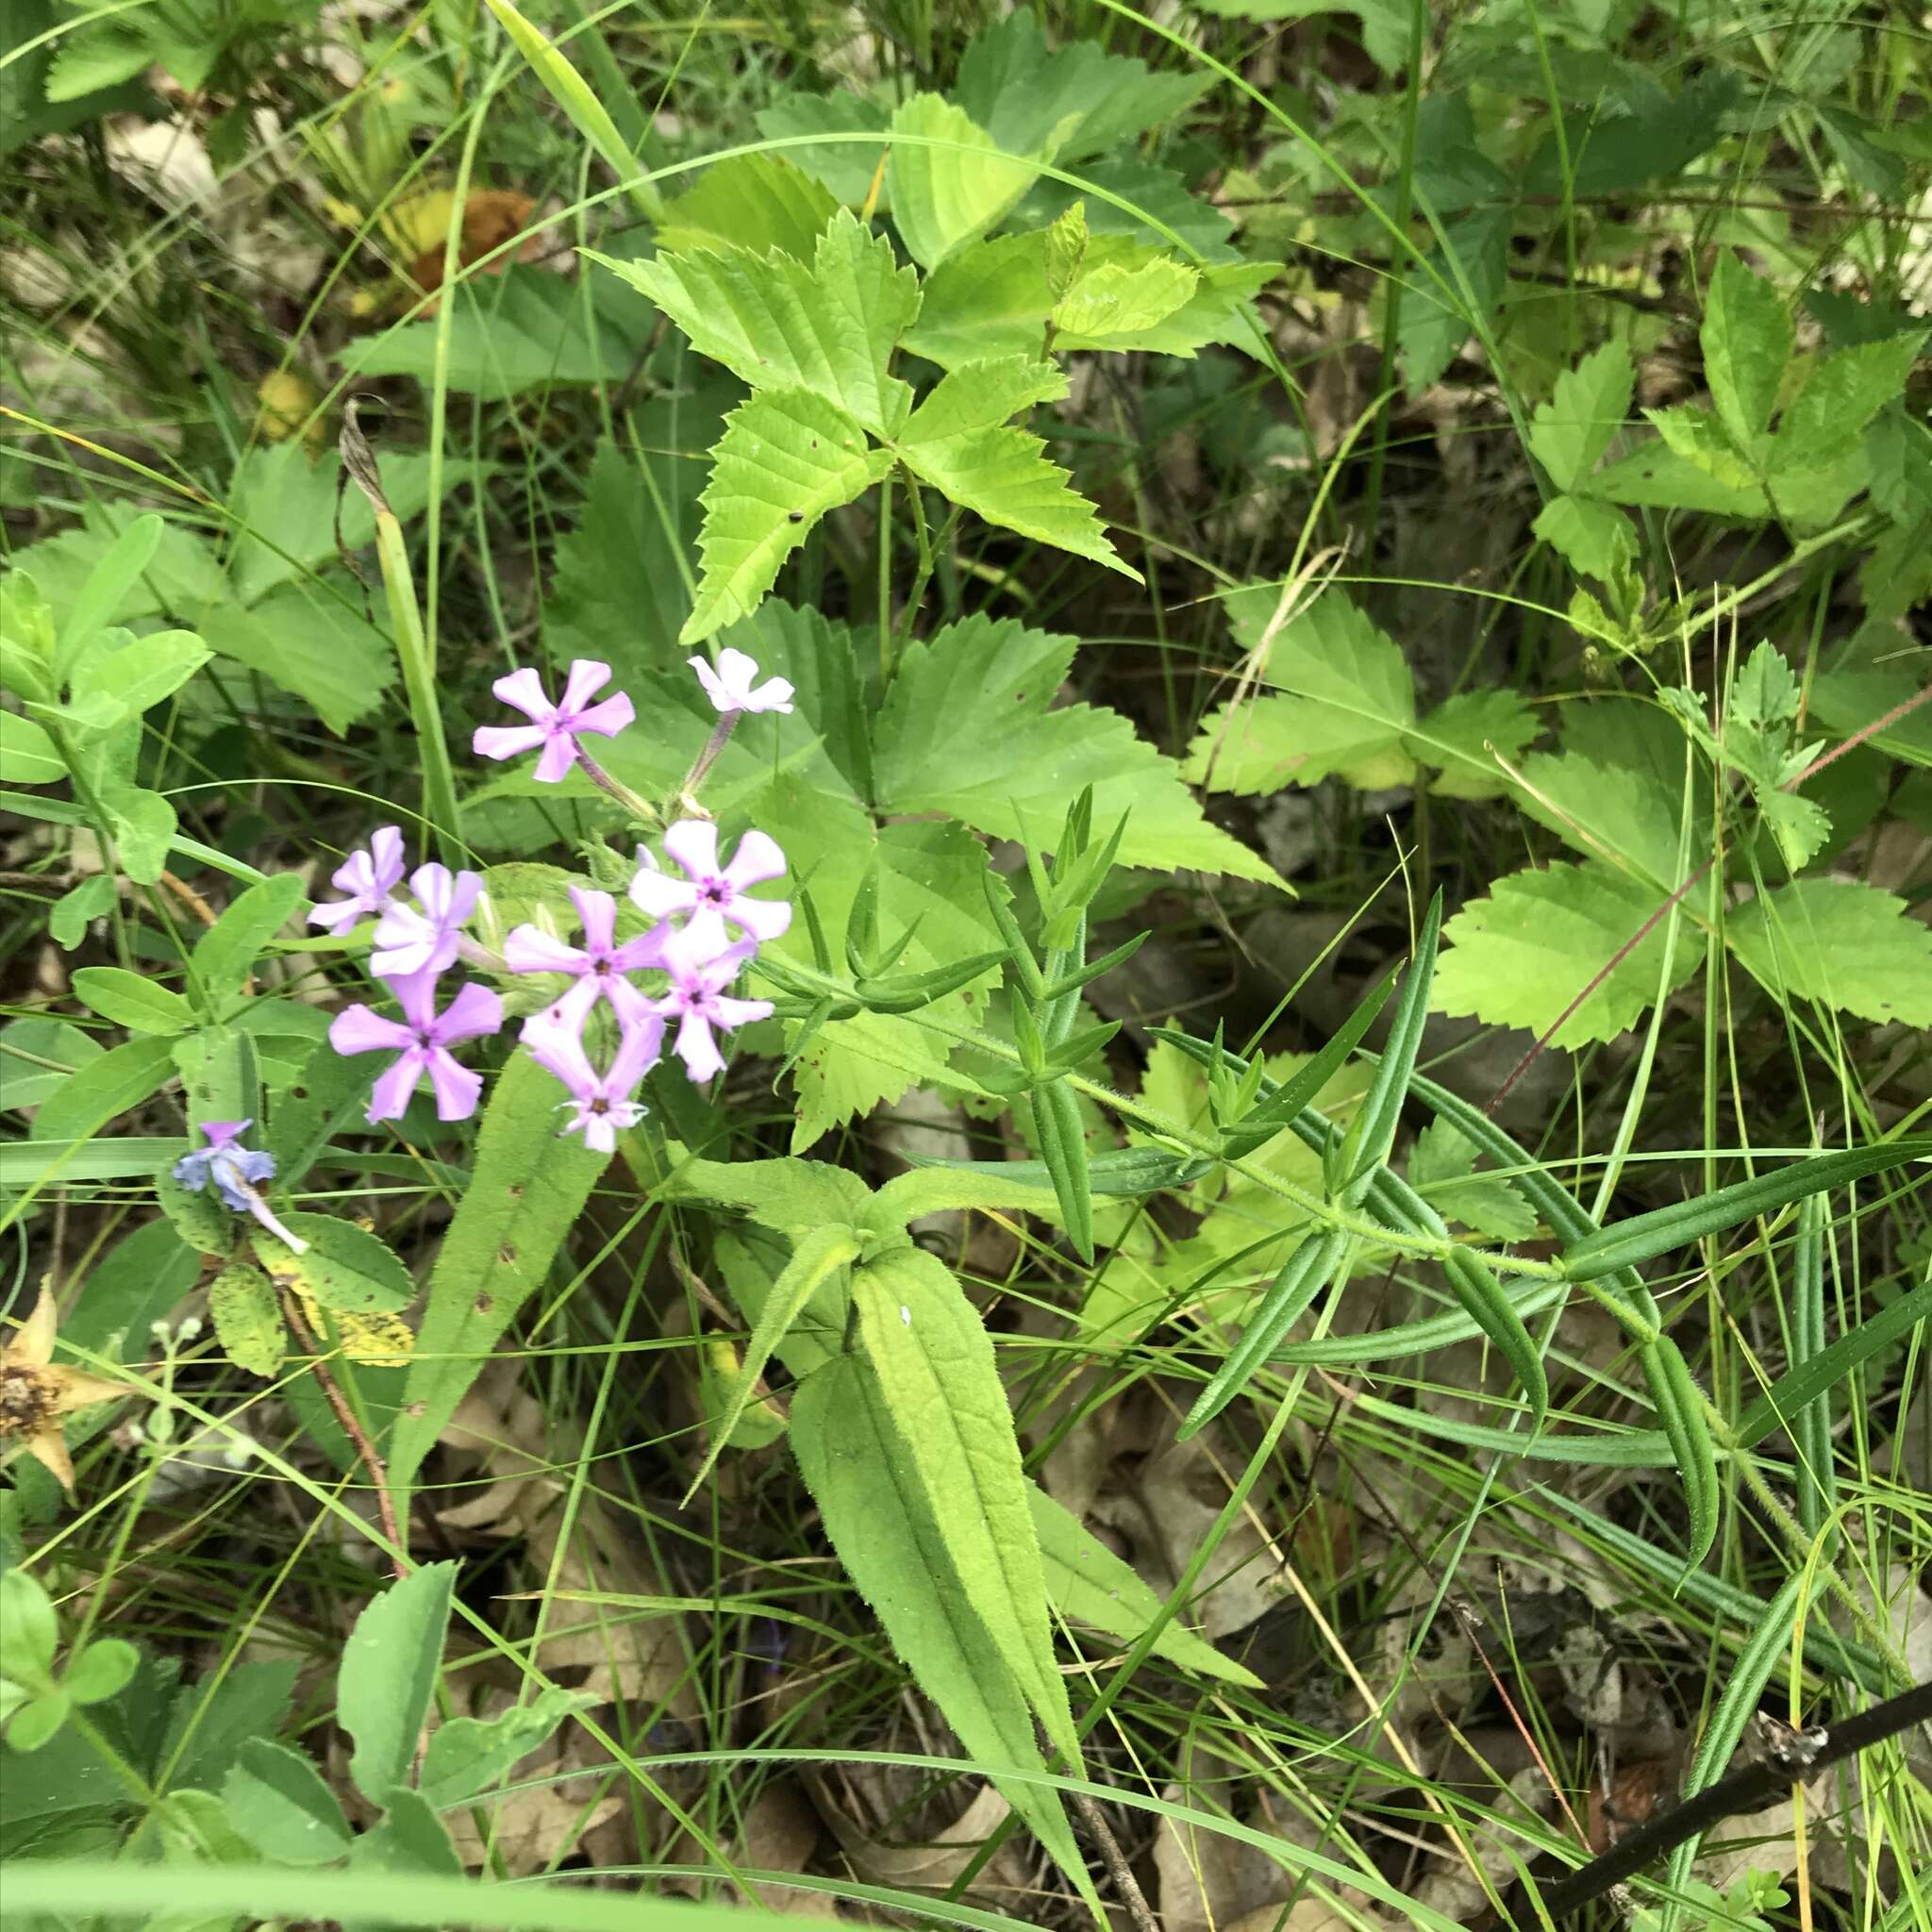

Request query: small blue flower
[{"left": 173, "top": 1121, "right": 307, "bottom": 1253}]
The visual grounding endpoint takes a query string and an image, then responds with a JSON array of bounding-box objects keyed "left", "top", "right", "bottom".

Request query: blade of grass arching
[
  {"left": 481, "top": 0, "right": 665, "bottom": 222},
  {"left": 1789, "top": 1191, "right": 1838, "bottom": 1553}
]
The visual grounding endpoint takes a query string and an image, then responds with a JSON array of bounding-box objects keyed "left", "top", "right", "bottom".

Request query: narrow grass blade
[
  {"left": 1179, "top": 1231, "right": 1346, "bottom": 1439},
  {"left": 371, "top": 505, "right": 461, "bottom": 864},
  {"left": 681, "top": 1224, "right": 860, "bottom": 1505},
  {"left": 1642, "top": 1336, "right": 1720, "bottom": 1569},
  {"left": 1789, "top": 1191, "right": 1837, "bottom": 1552},
  {"left": 1337, "top": 889, "right": 1441, "bottom": 1198}
]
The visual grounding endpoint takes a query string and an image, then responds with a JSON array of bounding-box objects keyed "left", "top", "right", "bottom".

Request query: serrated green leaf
[
  {"left": 196, "top": 584, "right": 399, "bottom": 736},
  {"left": 1412, "top": 690, "right": 1541, "bottom": 799},
  {"left": 1703, "top": 252, "right": 1792, "bottom": 449},
  {"left": 682, "top": 390, "right": 893, "bottom": 644},
  {"left": 895, "top": 363, "right": 1137, "bottom": 579},
  {"left": 1774, "top": 330, "right": 1928, "bottom": 470},
  {"left": 885, "top": 94, "right": 1041, "bottom": 268},
  {"left": 1645, "top": 404, "right": 1758, "bottom": 490},
  {"left": 339, "top": 1562, "right": 457, "bottom": 1805},
  {"left": 852, "top": 1244, "right": 1078, "bottom": 1764},
  {"left": 1042, "top": 200, "right": 1087, "bottom": 298},
  {"left": 656, "top": 153, "right": 840, "bottom": 261},
  {"left": 1027, "top": 1484, "right": 1261, "bottom": 1686},
  {"left": 72, "top": 629, "right": 208, "bottom": 717},
  {"left": 1054, "top": 257, "right": 1197, "bottom": 339},
  {"left": 1532, "top": 493, "right": 1636, "bottom": 581},
  {"left": 224, "top": 1739, "right": 353, "bottom": 1865},
  {"left": 1186, "top": 588, "right": 1417, "bottom": 793},
  {"left": 1725, "top": 879, "right": 1932, "bottom": 1026},
  {"left": 1528, "top": 341, "right": 1635, "bottom": 493},
  {"left": 1407, "top": 1120, "right": 1538, "bottom": 1241},
  {"left": 1433, "top": 858, "right": 1700, "bottom": 1047},
  {"left": 389, "top": 1049, "right": 611, "bottom": 1495},
  {"left": 1398, "top": 207, "right": 1509, "bottom": 396},
  {"left": 589, "top": 211, "right": 919, "bottom": 436},
  {"left": 1508, "top": 749, "right": 1686, "bottom": 887},
  {"left": 754, "top": 92, "right": 892, "bottom": 207},
  {"left": 70, "top": 967, "right": 192, "bottom": 1037},
  {"left": 874, "top": 613, "right": 1282, "bottom": 884},
  {"left": 1590, "top": 437, "right": 1773, "bottom": 515},
  {"left": 791, "top": 1352, "right": 1087, "bottom": 1881},
  {"left": 208, "top": 1262, "right": 285, "bottom": 1377}
]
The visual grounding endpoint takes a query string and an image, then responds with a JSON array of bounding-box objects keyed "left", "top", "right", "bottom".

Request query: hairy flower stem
[
  {"left": 574, "top": 748, "right": 660, "bottom": 827},
  {"left": 675, "top": 712, "right": 740, "bottom": 816}
]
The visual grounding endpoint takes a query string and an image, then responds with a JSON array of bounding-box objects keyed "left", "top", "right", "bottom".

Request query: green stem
[{"left": 373, "top": 508, "right": 462, "bottom": 866}]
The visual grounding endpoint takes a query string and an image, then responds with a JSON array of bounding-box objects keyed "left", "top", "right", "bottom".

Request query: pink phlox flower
[
  {"left": 371, "top": 863, "right": 483, "bottom": 978},
  {"left": 520, "top": 1007, "right": 661, "bottom": 1154},
  {"left": 473, "top": 659, "right": 635, "bottom": 783},
  {"left": 690, "top": 647, "right": 794, "bottom": 717},
  {"left": 503, "top": 885, "right": 665, "bottom": 1030},
  {"left": 308, "top": 825, "right": 406, "bottom": 936},
  {"left": 629, "top": 820, "right": 791, "bottom": 959},
  {"left": 654, "top": 932, "right": 773, "bottom": 1083},
  {"left": 329, "top": 967, "right": 504, "bottom": 1124}
]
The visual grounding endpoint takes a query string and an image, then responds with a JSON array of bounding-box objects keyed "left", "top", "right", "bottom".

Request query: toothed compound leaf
[
  {"left": 1532, "top": 493, "right": 1637, "bottom": 581},
  {"left": 655, "top": 153, "right": 841, "bottom": 261},
  {"left": 388, "top": 1049, "right": 611, "bottom": 1494},
  {"left": 1053, "top": 257, "right": 1197, "bottom": 339},
  {"left": 1433, "top": 858, "right": 1700, "bottom": 1047},
  {"left": 1725, "top": 880, "right": 1932, "bottom": 1027},
  {"left": 875, "top": 613, "right": 1284, "bottom": 885},
  {"left": 1416, "top": 690, "right": 1541, "bottom": 799},
  {"left": 1703, "top": 251, "right": 1792, "bottom": 449},
  {"left": 683, "top": 390, "right": 893, "bottom": 644},
  {"left": 1528, "top": 341, "right": 1635, "bottom": 493},
  {"left": 886, "top": 94, "right": 1041, "bottom": 268},
  {"left": 587, "top": 211, "right": 920, "bottom": 435},
  {"left": 1774, "top": 330, "right": 1929, "bottom": 470}
]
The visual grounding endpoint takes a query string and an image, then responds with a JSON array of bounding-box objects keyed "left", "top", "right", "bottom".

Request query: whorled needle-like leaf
[
  {"left": 1179, "top": 1230, "right": 1347, "bottom": 1439},
  {"left": 1335, "top": 891, "right": 1442, "bottom": 1201},
  {"left": 1031, "top": 1076, "right": 1093, "bottom": 1262},
  {"left": 1641, "top": 1334, "right": 1721, "bottom": 1570}
]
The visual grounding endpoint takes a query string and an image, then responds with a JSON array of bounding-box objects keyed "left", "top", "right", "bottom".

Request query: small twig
[
  {"left": 156, "top": 869, "right": 220, "bottom": 928},
  {"left": 277, "top": 1287, "right": 408, "bottom": 1579},
  {"left": 1541, "top": 1677, "right": 1932, "bottom": 1916},
  {"left": 1067, "top": 1786, "right": 1158, "bottom": 1932}
]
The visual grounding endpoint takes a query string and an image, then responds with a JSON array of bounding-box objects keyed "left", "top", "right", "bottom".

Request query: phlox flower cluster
[{"left": 316, "top": 653, "right": 793, "bottom": 1153}]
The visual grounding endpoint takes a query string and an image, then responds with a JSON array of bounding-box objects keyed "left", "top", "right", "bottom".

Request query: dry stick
[
  {"left": 277, "top": 1287, "right": 409, "bottom": 1580},
  {"left": 1066, "top": 1785, "right": 1158, "bottom": 1932},
  {"left": 1487, "top": 678, "right": 1932, "bottom": 1117},
  {"left": 1541, "top": 1676, "right": 1932, "bottom": 1917}
]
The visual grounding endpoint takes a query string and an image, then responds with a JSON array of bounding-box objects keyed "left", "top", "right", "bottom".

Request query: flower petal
[
  {"left": 689, "top": 655, "right": 731, "bottom": 711},
  {"left": 745, "top": 675, "right": 795, "bottom": 715},
  {"left": 491, "top": 667, "right": 553, "bottom": 722},
  {"left": 425, "top": 1049, "right": 484, "bottom": 1122},
  {"left": 608, "top": 1012, "right": 666, "bottom": 1091},
  {"left": 503, "top": 925, "right": 587, "bottom": 975},
  {"left": 387, "top": 965, "right": 445, "bottom": 1032},
  {"left": 532, "top": 735, "right": 578, "bottom": 785},
  {"left": 330, "top": 1004, "right": 415, "bottom": 1057},
  {"left": 10, "top": 1288, "right": 60, "bottom": 1368},
  {"left": 368, "top": 1050, "right": 425, "bottom": 1122},
  {"left": 569, "top": 887, "right": 618, "bottom": 956},
  {"left": 307, "top": 898, "right": 368, "bottom": 936},
  {"left": 673, "top": 1009, "right": 724, "bottom": 1082},
  {"left": 724, "top": 828, "right": 787, "bottom": 889},
  {"left": 710, "top": 993, "right": 774, "bottom": 1029},
  {"left": 559, "top": 658, "right": 614, "bottom": 714},
  {"left": 435, "top": 982, "right": 504, "bottom": 1045},
  {"left": 474, "top": 723, "right": 548, "bottom": 763},
  {"left": 574, "top": 692, "right": 634, "bottom": 741},
  {"left": 661, "top": 819, "right": 720, "bottom": 881},
  {"left": 729, "top": 895, "right": 791, "bottom": 943},
  {"left": 368, "top": 825, "right": 407, "bottom": 894}
]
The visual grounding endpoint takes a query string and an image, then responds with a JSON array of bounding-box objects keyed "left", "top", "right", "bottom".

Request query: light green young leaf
[
  {"left": 192, "top": 872, "right": 308, "bottom": 1014},
  {"left": 1433, "top": 858, "right": 1700, "bottom": 1047},
  {"left": 1528, "top": 341, "right": 1635, "bottom": 493},
  {"left": 1407, "top": 1119, "right": 1538, "bottom": 1241},
  {"left": 70, "top": 967, "right": 192, "bottom": 1037},
  {"left": 389, "top": 1049, "right": 611, "bottom": 1495},
  {"left": 1412, "top": 690, "right": 1541, "bottom": 800},
  {"left": 1509, "top": 750, "right": 1686, "bottom": 888},
  {"left": 416, "top": 1687, "right": 593, "bottom": 1808},
  {"left": 658, "top": 1144, "right": 875, "bottom": 1232},
  {"left": 895, "top": 364, "right": 1137, "bottom": 580},
  {"left": 1702, "top": 252, "right": 1792, "bottom": 449},
  {"left": 851, "top": 1244, "right": 1079, "bottom": 1765},
  {"left": 1186, "top": 588, "right": 1417, "bottom": 793},
  {"left": 791, "top": 1353, "right": 1089, "bottom": 1882},
  {"left": 224, "top": 1738, "right": 354, "bottom": 1865},
  {"left": 71, "top": 629, "right": 209, "bottom": 718},
  {"left": 874, "top": 613, "right": 1283, "bottom": 884},
  {"left": 63, "top": 1637, "right": 137, "bottom": 1706},
  {"left": 589, "top": 211, "right": 920, "bottom": 437},
  {"left": 1043, "top": 200, "right": 1088, "bottom": 299},
  {"left": 656, "top": 153, "right": 841, "bottom": 262},
  {"left": 350, "top": 1784, "right": 464, "bottom": 1877},
  {"left": 27, "top": 1033, "right": 177, "bottom": 1147},
  {"left": 683, "top": 1223, "right": 860, "bottom": 1500},
  {"left": 682, "top": 389, "right": 894, "bottom": 644},
  {"left": 1026, "top": 1484, "right": 1262, "bottom": 1686},
  {"left": 886, "top": 94, "right": 1041, "bottom": 269},
  {"left": 1644, "top": 404, "right": 1758, "bottom": 490},
  {"left": 0, "top": 1569, "right": 58, "bottom": 1683},
  {"left": 339, "top": 1561, "right": 457, "bottom": 1805},
  {"left": 1532, "top": 493, "right": 1636, "bottom": 582},
  {"left": 58, "top": 511, "right": 161, "bottom": 658},
  {"left": 1726, "top": 879, "right": 1932, "bottom": 1027},
  {"left": 1774, "top": 330, "right": 1928, "bottom": 470},
  {"left": 100, "top": 780, "right": 176, "bottom": 884},
  {"left": 1591, "top": 438, "right": 1771, "bottom": 516},
  {"left": 1053, "top": 257, "right": 1197, "bottom": 340},
  {"left": 0, "top": 711, "right": 62, "bottom": 784}
]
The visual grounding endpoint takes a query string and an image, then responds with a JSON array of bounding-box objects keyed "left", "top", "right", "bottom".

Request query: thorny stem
[{"left": 277, "top": 1288, "right": 408, "bottom": 1579}]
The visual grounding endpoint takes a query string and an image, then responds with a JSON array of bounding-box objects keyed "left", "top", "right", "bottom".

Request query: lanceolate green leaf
[
  {"left": 1790, "top": 1192, "right": 1836, "bottom": 1550},
  {"left": 1527, "top": 340, "right": 1634, "bottom": 493},
  {"left": 683, "top": 391, "right": 893, "bottom": 644},
  {"left": 790, "top": 1353, "right": 1089, "bottom": 1882},
  {"left": 1180, "top": 1230, "right": 1346, "bottom": 1437},
  {"left": 389, "top": 1051, "right": 612, "bottom": 1495},
  {"left": 850, "top": 1244, "right": 1080, "bottom": 1766},
  {"left": 339, "top": 1562, "right": 457, "bottom": 1804},
  {"left": 1701, "top": 251, "right": 1792, "bottom": 450}
]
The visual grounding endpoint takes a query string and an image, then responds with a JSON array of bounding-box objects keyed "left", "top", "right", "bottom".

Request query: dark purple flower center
[{"left": 698, "top": 878, "right": 729, "bottom": 905}]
